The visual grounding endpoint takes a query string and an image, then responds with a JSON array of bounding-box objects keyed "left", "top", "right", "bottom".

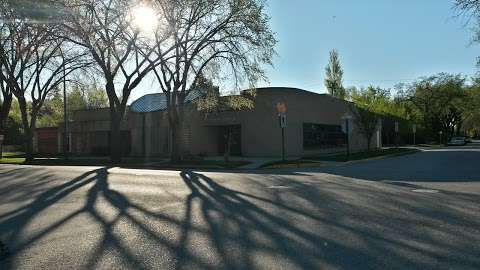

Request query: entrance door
[{"left": 218, "top": 125, "right": 242, "bottom": 156}]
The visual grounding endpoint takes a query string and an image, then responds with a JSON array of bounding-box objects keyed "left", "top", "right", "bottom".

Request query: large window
[{"left": 303, "top": 123, "right": 345, "bottom": 150}]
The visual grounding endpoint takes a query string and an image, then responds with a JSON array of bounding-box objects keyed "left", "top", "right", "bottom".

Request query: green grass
[
  {"left": 305, "top": 148, "right": 420, "bottom": 162},
  {"left": 0, "top": 152, "right": 26, "bottom": 164},
  {"left": 0, "top": 157, "right": 26, "bottom": 164}
]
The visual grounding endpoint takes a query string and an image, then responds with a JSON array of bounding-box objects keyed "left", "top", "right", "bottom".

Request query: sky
[{"left": 131, "top": 0, "right": 479, "bottom": 102}]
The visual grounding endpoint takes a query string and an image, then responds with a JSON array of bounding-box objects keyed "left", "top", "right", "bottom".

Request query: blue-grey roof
[{"left": 130, "top": 90, "right": 205, "bottom": 113}]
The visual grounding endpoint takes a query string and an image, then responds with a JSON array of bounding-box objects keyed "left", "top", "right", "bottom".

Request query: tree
[
  {"left": 408, "top": 73, "right": 467, "bottom": 143},
  {"left": 194, "top": 74, "right": 256, "bottom": 162},
  {"left": 150, "top": 0, "right": 276, "bottom": 161},
  {"left": 60, "top": 0, "right": 162, "bottom": 162},
  {"left": 0, "top": 6, "right": 89, "bottom": 161},
  {"left": 86, "top": 86, "right": 108, "bottom": 109},
  {"left": 351, "top": 107, "right": 378, "bottom": 151},
  {"left": 455, "top": 1, "right": 480, "bottom": 19},
  {"left": 462, "top": 77, "right": 480, "bottom": 137},
  {"left": 0, "top": 0, "right": 14, "bottom": 150},
  {"left": 325, "top": 49, "right": 346, "bottom": 99},
  {"left": 348, "top": 86, "right": 381, "bottom": 151},
  {"left": 35, "top": 82, "right": 109, "bottom": 128}
]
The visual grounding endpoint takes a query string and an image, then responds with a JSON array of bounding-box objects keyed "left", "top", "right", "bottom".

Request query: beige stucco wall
[
  {"left": 69, "top": 87, "right": 381, "bottom": 158},
  {"left": 214, "top": 88, "right": 380, "bottom": 158}
]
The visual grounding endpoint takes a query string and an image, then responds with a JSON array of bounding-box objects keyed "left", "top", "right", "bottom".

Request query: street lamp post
[
  {"left": 276, "top": 103, "right": 287, "bottom": 161},
  {"left": 60, "top": 48, "right": 68, "bottom": 160}
]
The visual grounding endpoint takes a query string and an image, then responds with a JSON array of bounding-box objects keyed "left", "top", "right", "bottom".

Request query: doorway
[{"left": 218, "top": 125, "right": 242, "bottom": 156}]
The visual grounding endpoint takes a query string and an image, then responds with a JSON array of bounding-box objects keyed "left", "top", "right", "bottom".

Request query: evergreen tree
[{"left": 325, "top": 49, "right": 346, "bottom": 99}]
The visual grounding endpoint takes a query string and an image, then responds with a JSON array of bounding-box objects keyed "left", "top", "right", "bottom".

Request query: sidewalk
[{"left": 205, "top": 156, "right": 278, "bottom": 169}]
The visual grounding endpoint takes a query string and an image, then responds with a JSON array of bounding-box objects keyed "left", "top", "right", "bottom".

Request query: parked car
[
  {"left": 448, "top": 137, "right": 467, "bottom": 146},
  {"left": 465, "top": 137, "right": 473, "bottom": 143}
]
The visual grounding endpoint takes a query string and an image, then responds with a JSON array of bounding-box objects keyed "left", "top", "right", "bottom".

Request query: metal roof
[{"left": 130, "top": 90, "right": 205, "bottom": 113}]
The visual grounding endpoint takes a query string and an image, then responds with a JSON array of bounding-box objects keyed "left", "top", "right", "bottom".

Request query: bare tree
[
  {"left": 455, "top": 0, "right": 480, "bottom": 18},
  {"left": 0, "top": 44, "right": 12, "bottom": 139},
  {"left": 0, "top": 1, "right": 15, "bottom": 143},
  {"left": 151, "top": 0, "right": 276, "bottom": 161},
  {"left": 0, "top": 8, "right": 89, "bottom": 161},
  {"left": 59, "top": 0, "right": 163, "bottom": 162}
]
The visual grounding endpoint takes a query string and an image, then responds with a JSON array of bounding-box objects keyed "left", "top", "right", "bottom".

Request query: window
[{"left": 303, "top": 123, "right": 345, "bottom": 150}]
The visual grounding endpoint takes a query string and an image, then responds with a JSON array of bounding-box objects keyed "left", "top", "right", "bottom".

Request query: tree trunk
[
  {"left": 105, "top": 79, "right": 125, "bottom": 163},
  {"left": 0, "top": 92, "right": 12, "bottom": 133},
  {"left": 168, "top": 95, "right": 185, "bottom": 162},
  {"left": 17, "top": 97, "right": 35, "bottom": 162},
  {"left": 169, "top": 108, "right": 184, "bottom": 162},
  {"left": 110, "top": 110, "right": 122, "bottom": 163},
  {"left": 0, "top": 92, "right": 13, "bottom": 157},
  {"left": 24, "top": 128, "right": 34, "bottom": 162}
]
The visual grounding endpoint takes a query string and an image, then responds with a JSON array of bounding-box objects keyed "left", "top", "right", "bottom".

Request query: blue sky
[
  {"left": 258, "top": 0, "right": 479, "bottom": 93},
  {"left": 131, "top": 0, "right": 478, "bottom": 101}
]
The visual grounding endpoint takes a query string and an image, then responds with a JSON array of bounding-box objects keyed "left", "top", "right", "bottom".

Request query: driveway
[{"left": 0, "top": 145, "right": 479, "bottom": 269}]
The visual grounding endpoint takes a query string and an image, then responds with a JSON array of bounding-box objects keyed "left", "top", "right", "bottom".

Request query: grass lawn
[
  {"left": 305, "top": 148, "right": 420, "bottom": 162},
  {"left": 0, "top": 152, "right": 26, "bottom": 164},
  {"left": 0, "top": 152, "right": 250, "bottom": 169}
]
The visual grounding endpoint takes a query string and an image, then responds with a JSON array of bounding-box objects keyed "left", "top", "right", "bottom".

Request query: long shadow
[
  {"left": 176, "top": 171, "right": 382, "bottom": 270},
  {"left": 2, "top": 166, "right": 480, "bottom": 269}
]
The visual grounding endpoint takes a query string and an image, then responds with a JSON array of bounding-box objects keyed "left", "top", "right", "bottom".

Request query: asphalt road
[{"left": 0, "top": 145, "right": 479, "bottom": 270}]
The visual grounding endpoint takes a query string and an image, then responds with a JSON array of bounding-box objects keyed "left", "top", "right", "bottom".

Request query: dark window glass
[{"left": 303, "top": 123, "right": 346, "bottom": 150}]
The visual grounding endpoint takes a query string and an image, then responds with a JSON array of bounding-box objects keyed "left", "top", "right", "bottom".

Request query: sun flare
[{"left": 131, "top": 5, "right": 158, "bottom": 33}]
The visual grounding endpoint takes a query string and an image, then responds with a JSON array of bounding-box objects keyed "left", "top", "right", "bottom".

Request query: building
[{"left": 69, "top": 87, "right": 381, "bottom": 158}]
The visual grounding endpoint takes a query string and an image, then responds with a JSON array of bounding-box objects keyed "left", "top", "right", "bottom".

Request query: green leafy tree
[
  {"left": 348, "top": 86, "right": 383, "bottom": 151},
  {"left": 409, "top": 73, "right": 467, "bottom": 143},
  {"left": 462, "top": 77, "right": 480, "bottom": 137},
  {"left": 36, "top": 84, "right": 109, "bottom": 128},
  {"left": 86, "top": 87, "right": 108, "bottom": 109},
  {"left": 325, "top": 49, "right": 346, "bottom": 99}
]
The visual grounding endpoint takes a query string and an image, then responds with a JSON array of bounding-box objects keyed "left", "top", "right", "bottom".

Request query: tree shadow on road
[{"left": 1, "top": 166, "right": 480, "bottom": 269}]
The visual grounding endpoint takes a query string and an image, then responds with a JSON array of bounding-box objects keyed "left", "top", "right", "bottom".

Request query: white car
[{"left": 448, "top": 137, "right": 467, "bottom": 146}]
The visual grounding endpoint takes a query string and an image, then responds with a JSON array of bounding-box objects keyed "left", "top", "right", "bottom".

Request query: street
[{"left": 0, "top": 145, "right": 480, "bottom": 270}]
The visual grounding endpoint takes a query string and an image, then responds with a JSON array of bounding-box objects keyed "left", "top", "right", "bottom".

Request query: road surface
[{"left": 0, "top": 145, "right": 479, "bottom": 269}]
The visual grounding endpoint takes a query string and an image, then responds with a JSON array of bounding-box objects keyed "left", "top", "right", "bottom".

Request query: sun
[{"left": 131, "top": 4, "right": 158, "bottom": 33}]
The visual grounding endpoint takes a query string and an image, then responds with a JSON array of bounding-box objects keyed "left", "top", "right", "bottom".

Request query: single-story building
[{"left": 68, "top": 87, "right": 381, "bottom": 158}]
